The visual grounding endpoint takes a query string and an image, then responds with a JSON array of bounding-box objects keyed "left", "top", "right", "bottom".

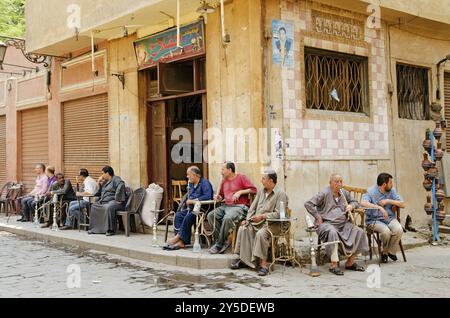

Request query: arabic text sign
[{"left": 134, "top": 21, "right": 205, "bottom": 69}]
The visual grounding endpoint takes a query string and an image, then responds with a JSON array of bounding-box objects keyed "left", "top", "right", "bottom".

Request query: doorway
[{"left": 147, "top": 93, "right": 207, "bottom": 212}]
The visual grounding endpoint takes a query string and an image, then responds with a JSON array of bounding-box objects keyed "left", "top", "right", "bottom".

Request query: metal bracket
[
  {"left": 112, "top": 72, "right": 125, "bottom": 90},
  {"left": 0, "top": 36, "right": 51, "bottom": 67}
]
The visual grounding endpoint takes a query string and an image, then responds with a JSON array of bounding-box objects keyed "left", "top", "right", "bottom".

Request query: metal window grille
[
  {"left": 305, "top": 47, "right": 369, "bottom": 114},
  {"left": 397, "top": 63, "right": 430, "bottom": 120}
]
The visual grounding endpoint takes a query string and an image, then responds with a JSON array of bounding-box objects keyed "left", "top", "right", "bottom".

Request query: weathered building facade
[{"left": 1, "top": 0, "right": 450, "bottom": 229}]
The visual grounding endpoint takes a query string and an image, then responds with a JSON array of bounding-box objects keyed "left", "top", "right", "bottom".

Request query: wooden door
[{"left": 148, "top": 101, "right": 169, "bottom": 211}]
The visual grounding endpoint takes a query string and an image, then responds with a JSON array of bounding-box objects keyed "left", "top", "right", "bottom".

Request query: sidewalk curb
[{"left": 0, "top": 223, "right": 233, "bottom": 270}]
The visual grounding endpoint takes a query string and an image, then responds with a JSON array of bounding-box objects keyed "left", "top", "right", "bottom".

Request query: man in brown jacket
[{"left": 231, "top": 169, "right": 288, "bottom": 276}]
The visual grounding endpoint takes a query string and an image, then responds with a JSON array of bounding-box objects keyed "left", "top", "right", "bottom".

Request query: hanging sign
[{"left": 134, "top": 21, "right": 205, "bottom": 69}]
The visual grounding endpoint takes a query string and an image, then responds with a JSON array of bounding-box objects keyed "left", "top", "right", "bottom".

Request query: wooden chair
[
  {"left": 117, "top": 187, "right": 147, "bottom": 237},
  {"left": 160, "top": 180, "right": 188, "bottom": 242},
  {"left": 343, "top": 185, "right": 367, "bottom": 229},
  {"left": 172, "top": 180, "right": 187, "bottom": 211},
  {"left": 367, "top": 205, "right": 407, "bottom": 263},
  {"left": 344, "top": 185, "right": 406, "bottom": 263}
]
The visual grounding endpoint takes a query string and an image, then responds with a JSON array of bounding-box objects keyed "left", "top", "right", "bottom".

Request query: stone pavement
[
  {"left": 1, "top": 231, "right": 449, "bottom": 298},
  {"left": 0, "top": 216, "right": 429, "bottom": 270}
]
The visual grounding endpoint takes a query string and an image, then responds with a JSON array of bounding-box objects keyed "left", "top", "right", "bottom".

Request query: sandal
[
  {"left": 329, "top": 267, "right": 344, "bottom": 276},
  {"left": 345, "top": 263, "right": 365, "bottom": 272},
  {"left": 258, "top": 267, "right": 269, "bottom": 276}
]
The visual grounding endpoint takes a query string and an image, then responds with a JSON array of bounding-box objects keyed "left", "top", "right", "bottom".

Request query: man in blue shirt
[
  {"left": 164, "top": 166, "right": 213, "bottom": 250},
  {"left": 361, "top": 173, "right": 406, "bottom": 263}
]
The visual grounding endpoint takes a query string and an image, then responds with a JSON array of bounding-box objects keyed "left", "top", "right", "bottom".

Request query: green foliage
[{"left": 0, "top": 0, "right": 25, "bottom": 37}]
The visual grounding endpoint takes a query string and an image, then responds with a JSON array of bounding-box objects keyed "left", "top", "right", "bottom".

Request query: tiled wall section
[{"left": 281, "top": 0, "right": 389, "bottom": 158}]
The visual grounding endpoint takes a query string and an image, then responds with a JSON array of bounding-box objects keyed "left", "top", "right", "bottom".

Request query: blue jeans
[
  {"left": 65, "top": 200, "right": 89, "bottom": 228},
  {"left": 21, "top": 196, "right": 35, "bottom": 220},
  {"left": 174, "top": 209, "right": 197, "bottom": 244}
]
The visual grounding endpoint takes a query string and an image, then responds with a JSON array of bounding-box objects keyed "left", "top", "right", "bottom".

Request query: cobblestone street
[{"left": 1, "top": 231, "right": 450, "bottom": 298}]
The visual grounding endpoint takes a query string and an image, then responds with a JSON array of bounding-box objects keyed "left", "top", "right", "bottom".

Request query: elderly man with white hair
[
  {"left": 231, "top": 169, "right": 288, "bottom": 276},
  {"left": 304, "top": 174, "right": 368, "bottom": 276}
]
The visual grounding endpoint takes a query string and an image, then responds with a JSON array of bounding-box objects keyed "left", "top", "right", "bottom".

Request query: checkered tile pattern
[{"left": 280, "top": 0, "right": 389, "bottom": 158}]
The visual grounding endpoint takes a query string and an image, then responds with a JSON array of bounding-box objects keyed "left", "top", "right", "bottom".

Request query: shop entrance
[{"left": 145, "top": 57, "right": 207, "bottom": 212}]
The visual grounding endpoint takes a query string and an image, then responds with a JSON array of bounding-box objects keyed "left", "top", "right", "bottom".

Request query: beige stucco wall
[
  {"left": 108, "top": 35, "right": 148, "bottom": 188},
  {"left": 205, "top": 0, "right": 266, "bottom": 190},
  {"left": 25, "top": 0, "right": 163, "bottom": 53}
]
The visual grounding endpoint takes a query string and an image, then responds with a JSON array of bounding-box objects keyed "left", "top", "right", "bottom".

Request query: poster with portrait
[{"left": 272, "top": 20, "right": 294, "bottom": 68}]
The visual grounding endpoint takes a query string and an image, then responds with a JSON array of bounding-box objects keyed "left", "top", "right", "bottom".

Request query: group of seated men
[
  {"left": 17, "top": 164, "right": 128, "bottom": 236},
  {"left": 164, "top": 162, "right": 406, "bottom": 277},
  {"left": 16, "top": 162, "right": 405, "bottom": 276}
]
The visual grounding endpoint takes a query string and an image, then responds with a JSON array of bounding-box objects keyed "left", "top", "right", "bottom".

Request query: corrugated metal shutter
[
  {"left": 21, "top": 107, "right": 48, "bottom": 193},
  {"left": 63, "top": 94, "right": 109, "bottom": 183},
  {"left": 0, "top": 115, "right": 6, "bottom": 185},
  {"left": 445, "top": 73, "right": 450, "bottom": 152}
]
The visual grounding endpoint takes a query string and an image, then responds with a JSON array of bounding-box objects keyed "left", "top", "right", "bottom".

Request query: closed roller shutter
[
  {"left": 0, "top": 116, "right": 6, "bottom": 185},
  {"left": 63, "top": 94, "right": 109, "bottom": 183},
  {"left": 21, "top": 107, "right": 48, "bottom": 193},
  {"left": 445, "top": 73, "right": 450, "bottom": 152}
]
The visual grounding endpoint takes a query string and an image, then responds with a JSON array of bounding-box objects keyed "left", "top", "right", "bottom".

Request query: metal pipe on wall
[{"left": 177, "top": 0, "right": 181, "bottom": 48}]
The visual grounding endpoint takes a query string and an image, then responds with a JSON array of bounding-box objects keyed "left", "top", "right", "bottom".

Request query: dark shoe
[
  {"left": 218, "top": 240, "right": 232, "bottom": 254},
  {"left": 87, "top": 230, "right": 94, "bottom": 235},
  {"left": 258, "top": 267, "right": 269, "bottom": 276},
  {"left": 381, "top": 254, "right": 388, "bottom": 263},
  {"left": 345, "top": 263, "right": 365, "bottom": 272},
  {"left": 329, "top": 267, "right": 344, "bottom": 276},
  {"left": 40, "top": 223, "right": 50, "bottom": 228},
  {"left": 105, "top": 231, "right": 115, "bottom": 236},
  {"left": 163, "top": 245, "right": 181, "bottom": 251},
  {"left": 230, "top": 259, "right": 243, "bottom": 270},
  {"left": 17, "top": 218, "right": 24, "bottom": 222},
  {"left": 20, "top": 218, "right": 28, "bottom": 222},
  {"left": 60, "top": 226, "right": 72, "bottom": 231},
  {"left": 388, "top": 253, "right": 398, "bottom": 261},
  {"left": 208, "top": 246, "right": 220, "bottom": 254}
]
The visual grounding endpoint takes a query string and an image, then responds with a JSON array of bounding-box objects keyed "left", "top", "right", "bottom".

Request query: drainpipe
[{"left": 177, "top": 0, "right": 181, "bottom": 48}]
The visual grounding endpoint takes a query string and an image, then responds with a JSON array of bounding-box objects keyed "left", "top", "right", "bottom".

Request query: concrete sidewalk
[{"left": 0, "top": 215, "right": 429, "bottom": 269}]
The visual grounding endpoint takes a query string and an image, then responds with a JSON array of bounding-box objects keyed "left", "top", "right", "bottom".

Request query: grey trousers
[
  {"left": 234, "top": 224, "right": 271, "bottom": 268},
  {"left": 207, "top": 204, "right": 248, "bottom": 248},
  {"left": 372, "top": 219, "right": 403, "bottom": 254}
]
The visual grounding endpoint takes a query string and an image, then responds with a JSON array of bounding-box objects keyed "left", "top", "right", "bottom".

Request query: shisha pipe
[
  {"left": 51, "top": 193, "right": 59, "bottom": 231},
  {"left": 33, "top": 194, "right": 40, "bottom": 227}
]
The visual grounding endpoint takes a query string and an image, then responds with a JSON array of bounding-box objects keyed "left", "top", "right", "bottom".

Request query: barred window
[
  {"left": 396, "top": 63, "right": 430, "bottom": 120},
  {"left": 305, "top": 47, "right": 369, "bottom": 114}
]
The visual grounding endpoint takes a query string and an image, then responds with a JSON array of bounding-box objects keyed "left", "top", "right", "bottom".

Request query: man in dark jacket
[{"left": 88, "top": 166, "right": 126, "bottom": 236}]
